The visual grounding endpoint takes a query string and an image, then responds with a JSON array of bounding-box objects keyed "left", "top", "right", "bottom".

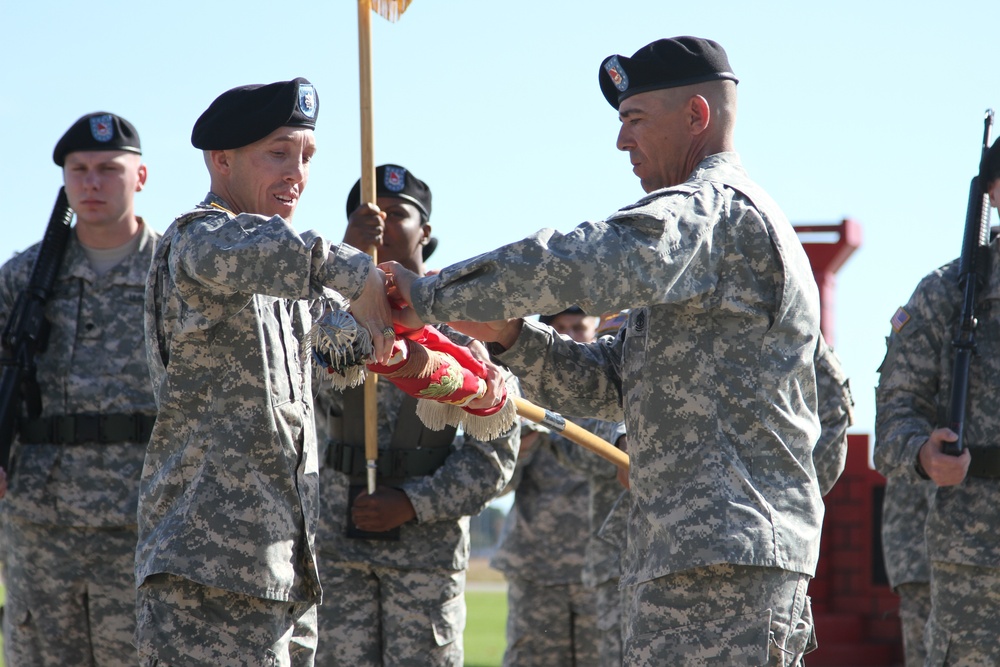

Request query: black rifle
[
  {"left": 0, "top": 187, "right": 74, "bottom": 471},
  {"left": 945, "top": 109, "right": 995, "bottom": 455}
]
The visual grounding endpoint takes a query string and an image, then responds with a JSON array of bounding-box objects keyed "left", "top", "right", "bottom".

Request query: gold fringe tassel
[
  {"left": 371, "top": 0, "right": 412, "bottom": 22},
  {"left": 415, "top": 391, "right": 520, "bottom": 442}
]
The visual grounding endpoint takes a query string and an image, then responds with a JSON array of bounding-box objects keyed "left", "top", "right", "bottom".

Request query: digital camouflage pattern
[
  {"left": 141, "top": 192, "right": 375, "bottom": 610},
  {"left": 135, "top": 572, "right": 317, "bottom": 667},
  {"left": 410, "top": 153, "right": 824, "bottom": 590},
  {"left": 4, "top": 512, "right": 139, "bottom": 665},
  {"left": 0, "top": 224, "right": 158, "bottom": 526},
  {"left": 623, "top": 563, "right": 814, "bottom": 666},
  {"left": 490, "top": 420, "right": 604, "bottom": 666},
  {"left": 550, "top": 418, "right": 627, "bottom": 666},
  {"left": 312, "top": 340, "right": 519, "bottom": 666},
  {"left": 875, "top": 239, "right": 1000, "bottom": 663},
  {"left": 813, "top": 337, "right": 854, "bottom": 496},
  {"left": 0, "top": 223, "right": 159, "bottom": 666},
  {"left": 502, "top": 573, "right": 599, "bottom": 667}
]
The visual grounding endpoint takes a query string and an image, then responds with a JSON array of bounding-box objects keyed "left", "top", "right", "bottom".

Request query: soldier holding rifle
[
  {"left": 0, "top": 112, "right": 155, "bottom": 666},
  {"left": 876, "top": 123, "right": 1000, "bottom": 664}
]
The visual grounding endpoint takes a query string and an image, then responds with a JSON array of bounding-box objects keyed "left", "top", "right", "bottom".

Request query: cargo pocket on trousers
[
  {"left": 625, "top": 608, "right": 770, "bottom": 666},
  {"left": 431, "top": 594, "right": 466, "bottom": 647},
  {"left": 136, "top": 595, "right": 278, "bottom": 667}
]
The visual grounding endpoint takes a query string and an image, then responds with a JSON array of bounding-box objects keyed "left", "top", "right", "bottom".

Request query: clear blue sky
[{"left": 2, "top": 1, "right": 999, "bottom": 448}]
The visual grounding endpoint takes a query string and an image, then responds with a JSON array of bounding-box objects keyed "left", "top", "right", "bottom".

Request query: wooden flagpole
[
  {"left": 513, "top": 397, "right": 630, "bottom": 471},
  {"left": 357, "top": 0, "right": 413, "bottom": 494}
]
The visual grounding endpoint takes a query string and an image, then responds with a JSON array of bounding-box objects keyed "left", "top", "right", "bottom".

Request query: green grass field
[
  {"left": 0, "top": 584, "right": 507, "bottom": 667},
  {"left": 463, "top": 589, "right": 507, "bottom": 667}
]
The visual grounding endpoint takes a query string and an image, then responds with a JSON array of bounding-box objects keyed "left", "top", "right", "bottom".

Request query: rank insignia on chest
[{"left": 890, "top": 306, "right": 911, "bottom": 333}]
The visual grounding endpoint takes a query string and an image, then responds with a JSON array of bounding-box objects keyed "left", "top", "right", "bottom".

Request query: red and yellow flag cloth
[{"left": 303, "top": 304, "right": 518, "bottom": 441}]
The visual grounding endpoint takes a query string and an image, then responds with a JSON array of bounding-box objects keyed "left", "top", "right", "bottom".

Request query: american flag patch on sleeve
[{"left": 890, "top": 307, "right": 911, "bottom": 333}]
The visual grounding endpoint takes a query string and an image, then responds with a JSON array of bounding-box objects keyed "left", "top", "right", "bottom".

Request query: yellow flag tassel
[{"left": 371, "top": 0, "right": 412, "bottom": 22}]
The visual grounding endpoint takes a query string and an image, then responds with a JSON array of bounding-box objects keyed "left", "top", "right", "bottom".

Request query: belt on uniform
[
  {"left": 327, "top": 440, "right": 452, "bottom": 479},
  {"left": 18, "top": 413, "right": 156, "bottom": 445},
  {"left": 966, "top": 446, "right": 1000, "bottom": 479}
]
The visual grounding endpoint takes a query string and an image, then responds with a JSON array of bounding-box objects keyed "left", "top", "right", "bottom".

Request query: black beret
[
  {"left": 599, "top": 37, "right": 738, "bottom": 110},
  {"left": 53, "top": 112, "right": 141, "bottom": 167},
  {"left": 984, "top": 137, "right": 1000, "bottom": 185},
  {"left": 191, "top": 77, "right": 319, "bottom": 150},
  {"left": 539, "top": 306, "right": 586, "bottom": 326},
  {"left": 346, "top": 164, "right": 432, "bottom": 220}
]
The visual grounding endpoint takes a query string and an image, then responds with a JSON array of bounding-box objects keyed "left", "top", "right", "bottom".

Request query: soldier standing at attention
[
  {"left": 875, "top": 137, "right": 1000, "bottom": 665},
  {"left": 385, "top": 36, "right": 824, "bottom": 665},
  {"left": 0, "top": 112, "right": 156, "bottom": 666},
  {"left": 139, "top": 78, "right": 393, "bottom": 666},
  {"left": 312, "top": 164, "right": 519, "bottom": 667},
  {"left": 491, "top": 306, "right": 623, "bottom": 667}
]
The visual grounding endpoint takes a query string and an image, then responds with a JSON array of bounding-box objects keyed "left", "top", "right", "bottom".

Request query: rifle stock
[
  {"left": 0, "top": 187, "right": 74, "bottom": 470},
  {"left": 945, "top": 110, "right": 995, "bottom": 455}
]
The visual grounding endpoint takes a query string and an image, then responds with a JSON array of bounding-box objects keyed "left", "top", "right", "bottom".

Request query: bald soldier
[
  {"left": 386, "top": 37, "right": 824, "bottom": 665},
  {"left": 139, "top": 78, "right": 392, "bottom": 666}
]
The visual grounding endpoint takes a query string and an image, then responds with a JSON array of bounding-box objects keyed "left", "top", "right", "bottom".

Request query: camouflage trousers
[
  {"left": 622, "top": 563, "right": 815, "bottom": 666},
  {"left": 895, "top": 581, "right": 930, "bottom": 667},
  {"left": 502, "top": 574, "right": 600, "bottom": 667},
  {"left": 594, "top": 577, "right": 624, "bottom": 667},
  {"left": 135, "top": 572, "right": 317, "bottom": 667},
  {"left": 925, "top": 561, "right": 1000, "bottom": 666},
  {"left": 315, "top": 560, "right": 465, "bottom": 667},
  {"left": 1, "top": 515, "right": 137, "bottom": 667}
]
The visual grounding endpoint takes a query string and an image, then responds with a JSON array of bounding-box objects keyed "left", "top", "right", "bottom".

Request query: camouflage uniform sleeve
[
  {"left": 496, "top": 318, "right": 625, "bottom": 423},
  {"left": 409, "top": 203, "right": 722, "bottom": 325},
  {"left": 813, "top": 339, "right": 854, "bottom": 496},
  {"left": 174, "top": 213, "right": 371, "bottom": 301},
  {"left": 402, "top": 373, "right": 521, "bottom": 523},
  {"left": 874, "top": 266, "right": 954, "bottom": 477},
  {"left": 551, "top": 418, "right": 625, "bottom": 481}
]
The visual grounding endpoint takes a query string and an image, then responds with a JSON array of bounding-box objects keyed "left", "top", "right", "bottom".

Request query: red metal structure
[{"left": 794, "top": 220, "right": 903, "bottom": 666}]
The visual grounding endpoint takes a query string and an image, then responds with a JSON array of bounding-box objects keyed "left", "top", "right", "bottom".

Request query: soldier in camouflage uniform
[
  {"left": 0, "top": 112, "right": 156, "bottom": 666},
  {"left": 313, "top": 165, "right": 519, "bottom": 667},
  {"left": 491, "top": 306, "right": 623, "bottom": 667},
  {"left": 138, "top": 78, "right": 393, "bottom": 667},
  {"left": 385, "top": 37, "right": 824, "bottom": 665},
  {"left": 875, "top": 138, "right": 1000, "bottom": 666}
]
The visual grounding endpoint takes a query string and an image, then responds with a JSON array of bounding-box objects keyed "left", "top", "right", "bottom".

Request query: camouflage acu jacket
[
  {"left": 875, "top": 238, "right": 1000, "bottom": 567},
  {"left": 0, "top": 222, "right": 158, "bottom": 527},
  {"left": 410, "top": 153, "right": 824, "bottom": 586},
  {"left": 140, "top": 193, "right": 373, "bottom": 603}
]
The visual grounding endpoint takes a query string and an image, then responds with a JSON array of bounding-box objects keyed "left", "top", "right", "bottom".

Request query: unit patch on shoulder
[{"left": 890, "top": 307, "right": 911, "bottom": 333}]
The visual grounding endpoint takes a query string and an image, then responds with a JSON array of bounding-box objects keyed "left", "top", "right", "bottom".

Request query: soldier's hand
[
  {"left": 380, "top": 260, "right": 418, "bottom": 307},
  {"left": 918, "top": 428, "right": 971, "bottom": 486},
  {"left": 350, "top": 266, "right": 394, "bottom": 364},
  {"left": 343, "top": 203, "right": 386, "bottom": 252},
  {"left": 351, "top": 486, "right": 416, "bottom": 532},
  {"left": 467, "top": 341, "right": 506, "bottom": 411}
]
